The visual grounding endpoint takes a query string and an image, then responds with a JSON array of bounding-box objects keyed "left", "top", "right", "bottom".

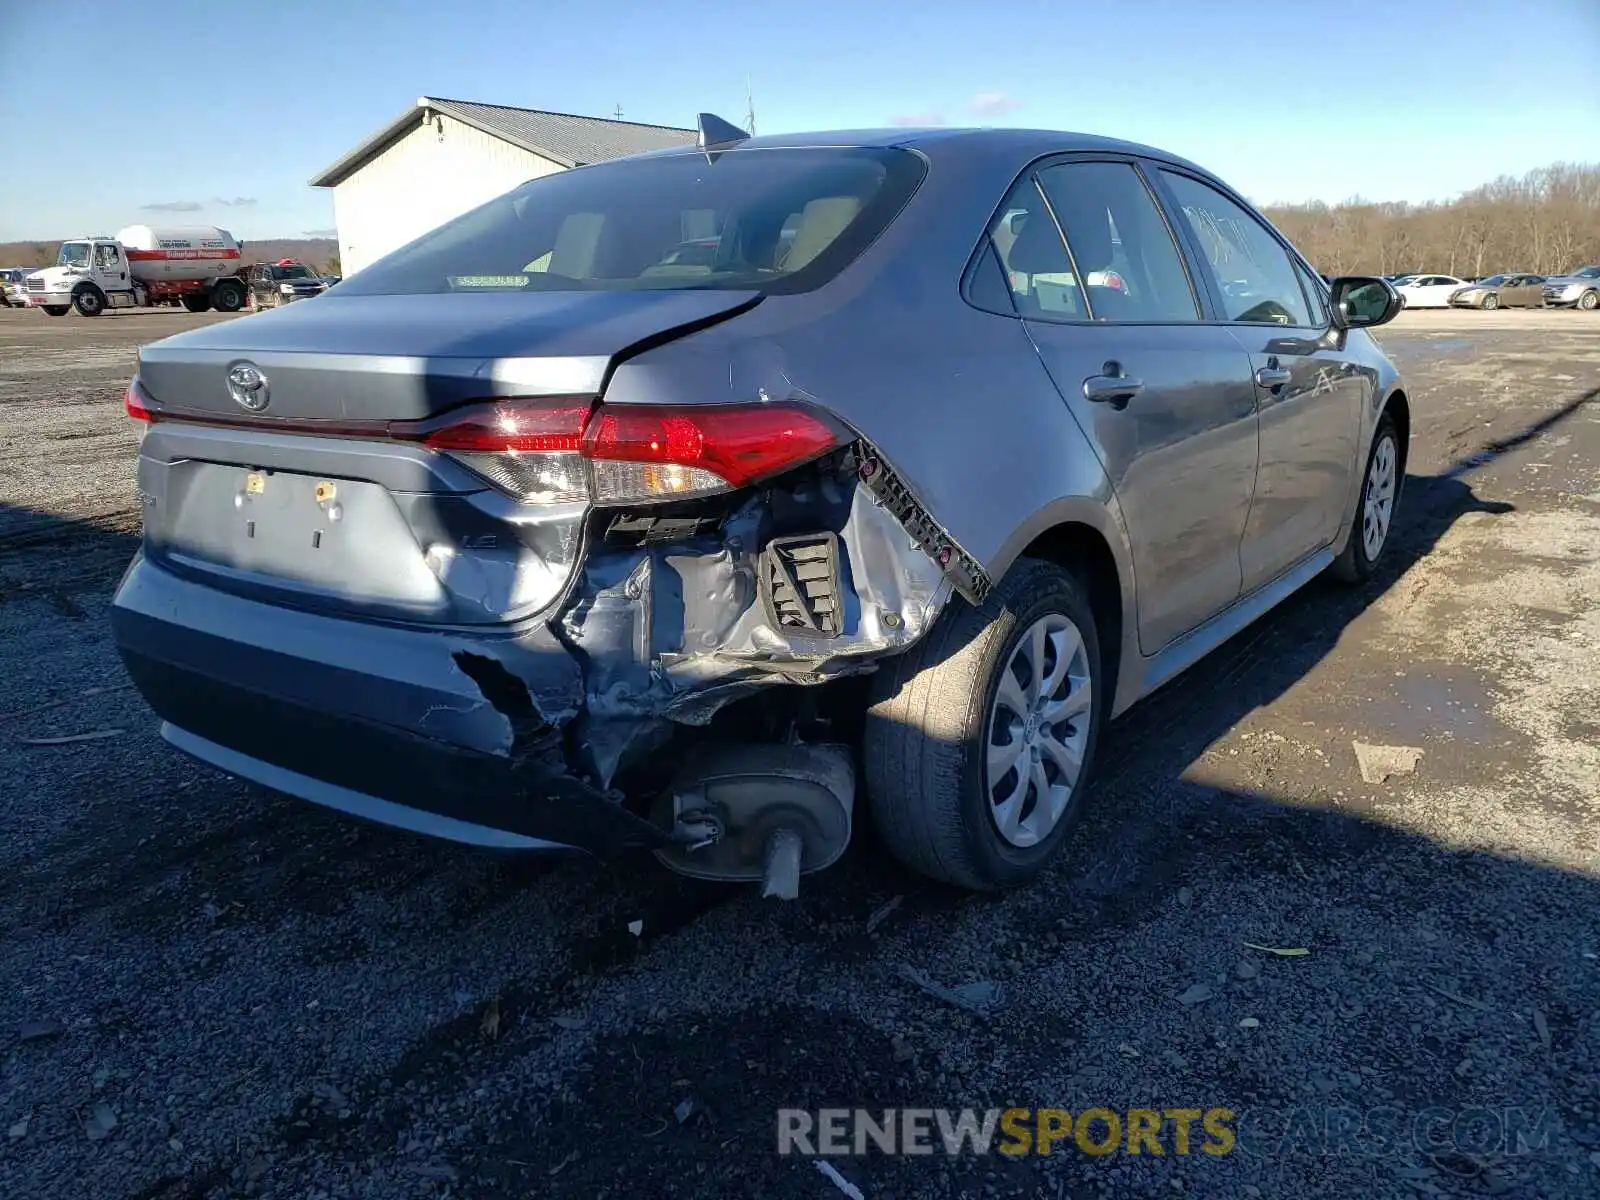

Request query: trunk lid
[
  {"left": 138, "top": 290, "right": 759, "bottom": 421},
  {"left": 134, "top": 290, "right": 759, "bottom": 625}
]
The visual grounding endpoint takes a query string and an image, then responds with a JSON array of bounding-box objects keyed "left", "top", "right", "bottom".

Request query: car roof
[{"left": 628, "top": 125, "right": 1215, "bottom": 177}]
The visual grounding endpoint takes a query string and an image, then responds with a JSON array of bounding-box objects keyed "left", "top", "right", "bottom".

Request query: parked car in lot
[
  {"left": 0, "top": 267, "right": 31, "bottom": 306},
  {"left": 1449, "top": 274, "right": 1546, "bottom": 309},
  {"left": 110, "top": 119, "right": 1407, "bottom": 895},
  {"left": 1541, "top": 265, "right": 1600, "bottom": 310},
  {"left": 1395, "top": 274, "right": 1468, "bottom": 308},
  {"left": 245, "top": 259, "right": 331, "bottom": 308}
]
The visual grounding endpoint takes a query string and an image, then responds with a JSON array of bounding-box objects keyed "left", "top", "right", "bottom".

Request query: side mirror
[{"left": 1331, "top": 276, "right": 1401, "bottom": 329}]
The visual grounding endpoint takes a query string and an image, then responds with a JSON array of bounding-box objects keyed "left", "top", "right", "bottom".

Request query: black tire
[
  {"left": 1331, "top": 413, "right": 1402, "bottom": 584},
  {"left": 1579, "top": 290, "right": 1599, "bottom": 311},
  {"left": 1481, "top": 293, "right": 1499, "bottom": 311},
  {"left": 41, "top": 305, "right": 69, "bottom": 317},
  {"left": 864, "top": 558, "right": 1104, "bottom": 890},
  {"left": 181, "top": 295, "right": 212, "bottom": 313},
  {"left": 72, "top": 287, "right": 105, "bottom": 317},
  {"left": 211, "top": 280, "right": 245, "bottom": 313}
]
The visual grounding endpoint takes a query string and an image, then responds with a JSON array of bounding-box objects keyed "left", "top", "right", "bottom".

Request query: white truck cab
[
  {"left": 24, "top": 226, "right": 248, "bottom": 317},
  {"left": 25, "top": 239, "right": 132, "bottom": 316}
]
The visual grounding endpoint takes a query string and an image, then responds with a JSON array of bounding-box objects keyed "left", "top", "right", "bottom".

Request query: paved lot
[{"left": 1, "top": 304, "right": 1597, "bottom": 1199}]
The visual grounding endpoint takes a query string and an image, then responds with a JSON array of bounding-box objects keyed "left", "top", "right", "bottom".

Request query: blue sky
[{"left": 1, "top": 0, "right": 1595, "bottom": 241}]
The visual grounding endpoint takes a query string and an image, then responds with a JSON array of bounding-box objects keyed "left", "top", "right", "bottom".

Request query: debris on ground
[
  {"left": 865, "top": 894, "right": 904, "bottom": 933},
  {"left": 1352, "top": 741, "right": 1425, "bottom": 784},
  {"left": 312, "top": 1082, "right": 349, "bottom": 1109},
  {"left": 1236, "top": 959, "right": 1261, "bottom": 980},
  {"left": 896, "top": 964, "right": 1007, "bottom": 1018},
  {"left": 627, "top": 919, "right": 644, "bottom": 937},
  {"left": 84, "top": 1103, "right": 117, "bottom": 1141},
  {"left": 1177, "top": 983, "right": 1215, "bottom": 1006},
  {"left": 480, "top": 997, "right": 501, "bottom": 1040},
  {"left": 0, "top": 683, "right": 132, "bottom": 724},
  {"left": 16, "top": 1018, "right": 64, "bottom": 1043},
  {"left": 18, "top": 729, "right": 125, "bottom": 746},
  {"left": 552, "top": 1014, "right": 588, "bottom": 1031},
  {"left": 407, "top": 1163, "right": 458, "bottom": 1182},
  {"left": 8, "top": 1119, "right": 27, "bottom": 1140},
  {"left": 1427, "top": 983, "right": 1493, "bottom": 1013},
  {"left": 1533, "top": 1008, "right": 1551, "bottom": 1048},
  {"left": 1239, "top": 1017, "right": 1260, "bottom": 1028},
  {"left": 1243, "top": 943, "right": 1311, "bottom": 957},
  {"left": 673, "top": 1096, "right": 701, "bottom": 1125},
  {"left": 815, "top": 1159, "right": 867, "bottom": 1199}
]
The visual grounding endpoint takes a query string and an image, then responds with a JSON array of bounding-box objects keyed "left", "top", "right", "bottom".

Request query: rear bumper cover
[{"left": 110, "top": 554, "right": 668, "bottom": 854}]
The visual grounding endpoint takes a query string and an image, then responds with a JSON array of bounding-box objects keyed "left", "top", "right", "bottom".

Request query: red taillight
[
  {"left": 419, "top": 398, "right": 840, "bottom": 505},
  {"left": 124, "top": 378, "right": 154, "bottom": 422},
  {"left": 419, "top": 399, "right": 589, "bottom": 454},
  {"left": 581, "top": 403, "right": 838, "bottom": 490}
]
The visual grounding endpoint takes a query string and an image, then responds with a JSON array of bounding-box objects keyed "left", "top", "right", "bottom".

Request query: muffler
[{"left": 652, "top": 743, "right": 855, "bottom": 896}]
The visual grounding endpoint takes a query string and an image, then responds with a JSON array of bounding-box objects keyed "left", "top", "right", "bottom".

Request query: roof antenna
[
  {"left": 614, "top": 103, "right": 623, "bottom": 120},
  {"left": 744, "top": 75, "right": 756, "bottom": 136},
  {"left": 696, "top": 111, "right": 750, "bottom": 163}
]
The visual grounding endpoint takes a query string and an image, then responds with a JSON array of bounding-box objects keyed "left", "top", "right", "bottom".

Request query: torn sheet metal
[
  {"left": 557, "top": 469, "right": 951, "bottom": 736},
  {"left": 850, "top": 436, "right": 992, "bottom": 606}
]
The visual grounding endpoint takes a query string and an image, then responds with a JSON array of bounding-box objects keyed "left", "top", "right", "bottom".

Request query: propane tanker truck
[{"left": 21, "top": 225, "right": 248, "bottom": 317}]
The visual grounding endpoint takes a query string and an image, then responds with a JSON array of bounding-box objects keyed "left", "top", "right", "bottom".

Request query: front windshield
[
  {"left": 269, "top": 264, "right": 318, "bottom": 280},
  {"left": 337, "top": 147, "right": 927, "bottom": 297},
  {"left": 57, "top": 243, "right": 91, "bottom": 268},
  {"left": 1574, "top": 265, "right": 1600, "bottom": 279},
  {"left": 1477, "top": 275, "right": 1507, "bottom": 286}
]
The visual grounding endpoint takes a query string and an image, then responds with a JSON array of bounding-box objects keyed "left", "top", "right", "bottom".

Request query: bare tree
[{"left": 1264, "top": 162, "right": 1600, "bottom": 276}]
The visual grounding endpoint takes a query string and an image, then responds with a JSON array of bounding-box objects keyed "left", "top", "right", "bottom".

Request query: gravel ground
[{"left": 0, "top": 304, "right": 1597, "bottom": 1200}]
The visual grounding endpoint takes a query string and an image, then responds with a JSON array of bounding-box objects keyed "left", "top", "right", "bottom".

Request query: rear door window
[
  {"left": 338, "top": 147, "right": 926, "bottom": 297},
  {"left": 1159, "top": 171, "right": 1314, "bottom": 327},
  {"left": 1035, "top": 161, "right": 1200, "bottom": 322},
  {"left": 978, "top": 178, "right": 1086, "bottom": 319}
]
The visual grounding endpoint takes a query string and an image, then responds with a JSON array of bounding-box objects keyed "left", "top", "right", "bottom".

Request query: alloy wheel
[
  {"left": 985, "top": 613, "right": 1093, "bottom": 848},
  {"left": 1362, "top": 433, "right": 1398, "bottom": 561}
]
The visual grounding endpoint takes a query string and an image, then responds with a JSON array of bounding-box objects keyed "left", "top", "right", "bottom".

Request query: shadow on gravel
[
  {"left": 474, "top": 796, "right": 1600, "bottom": 1199},
  {"left": 4, "top": 386, "right": 1597, "bottom": 1199}
]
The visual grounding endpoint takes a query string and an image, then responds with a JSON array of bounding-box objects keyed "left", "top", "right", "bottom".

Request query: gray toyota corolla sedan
[{"left": 111, "top": 115, "right": 1406, "bottom": 895}]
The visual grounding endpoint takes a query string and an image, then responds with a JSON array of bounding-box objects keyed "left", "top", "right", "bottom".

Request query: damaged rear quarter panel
[{"left": 556, "top": 464, "right": 952, "bottom": 736}]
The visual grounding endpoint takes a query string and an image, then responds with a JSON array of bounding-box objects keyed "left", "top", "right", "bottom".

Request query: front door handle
[
  {"left": 1254, "top": 365, "right": 1292, "bottom": 388},
  {"left": 1083, "top": 373, "right": 1144, "bottom": 406}
]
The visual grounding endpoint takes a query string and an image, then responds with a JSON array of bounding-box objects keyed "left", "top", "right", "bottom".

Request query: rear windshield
[{"left": 336, "top": 147, "right": 926, "bottom": 297}]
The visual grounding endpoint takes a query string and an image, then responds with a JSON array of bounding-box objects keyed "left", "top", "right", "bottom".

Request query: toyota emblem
[{"left": 227, "top": 362, "right": 269, "bottom": 412}]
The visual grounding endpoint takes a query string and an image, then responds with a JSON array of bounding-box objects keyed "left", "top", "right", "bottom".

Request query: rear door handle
[
  {"left": 1255, "top": 365, "right": 1292, "bottom": 388},
  {"left": 1082, "top": 374, "right": 1144, "bottom": 405}
]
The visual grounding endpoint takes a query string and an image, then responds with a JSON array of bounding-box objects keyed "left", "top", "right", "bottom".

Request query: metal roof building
[{"left": 310, "top": 97, "right": 696, "bottom": 275}]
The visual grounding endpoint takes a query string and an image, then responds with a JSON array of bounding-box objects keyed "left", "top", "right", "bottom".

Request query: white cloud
[{"left": 969, "top": 92, "right": 1022, "bottom": 118}]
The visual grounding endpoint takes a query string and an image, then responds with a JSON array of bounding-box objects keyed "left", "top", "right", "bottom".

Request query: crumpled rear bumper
[{"left": 110, "top": 553, "right": 668, "bottom": 854}]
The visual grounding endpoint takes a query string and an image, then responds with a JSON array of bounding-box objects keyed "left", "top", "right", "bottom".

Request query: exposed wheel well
[
  {"left": 1018, "top": 522, "right": 1124, "bottom": 705},
  {"left": 1382, "top": 389, "right": 1411, "bottom": 476}
]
